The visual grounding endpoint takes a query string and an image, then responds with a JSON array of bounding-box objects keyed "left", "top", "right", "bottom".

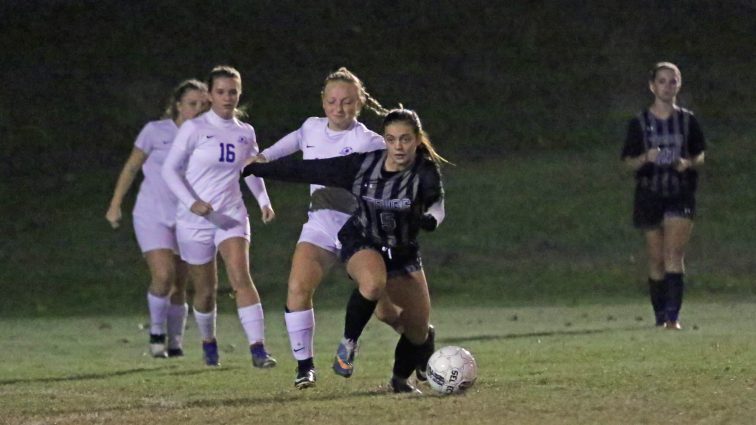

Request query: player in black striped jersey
[
  {"left": 244, "top": 108, "right": 448, "bottom": 393},
  {"left": 621, "top": 62, "right": 706, "bottom": 330}
]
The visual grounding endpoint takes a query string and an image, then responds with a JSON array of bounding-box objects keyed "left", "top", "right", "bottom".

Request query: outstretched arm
[{"left": 242, "top": 153, "right": 365, "bottom": 190}]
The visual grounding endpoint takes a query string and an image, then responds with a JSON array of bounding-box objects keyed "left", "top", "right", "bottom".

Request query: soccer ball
[{"left": 426, "top": 346, "right": 477, "bottom": 394}]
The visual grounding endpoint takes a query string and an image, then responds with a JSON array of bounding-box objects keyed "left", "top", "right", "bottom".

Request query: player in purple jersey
[
  {"left": 106, "top": 79, "right": 208, "bottom": 358},
  {"left": 621, "top": 62, "right": 706, "bottom": 330},
  {"left": 251, "top": 68, "right": 404, "bottom": 388},
  {"left": 245, "top": 109, "right": 449, "bottom": 394},
  {"left": 162, "top": 66, "right": 277, "bottom": 368}
]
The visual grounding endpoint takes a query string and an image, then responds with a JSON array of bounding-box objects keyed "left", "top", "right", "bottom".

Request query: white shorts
[
  {"left": 176, "top": 217, "right": 251, "bottom": 265},
  {"left": 297, "top": 210, "right": 351, "bottom": 254},
  {"left": 133, "top": 214, "right": 179, "bottom": 254}
]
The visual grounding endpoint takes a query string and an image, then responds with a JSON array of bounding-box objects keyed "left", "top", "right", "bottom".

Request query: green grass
[{"left": 2, "top": 303, "right": 756, "bottom": 424}]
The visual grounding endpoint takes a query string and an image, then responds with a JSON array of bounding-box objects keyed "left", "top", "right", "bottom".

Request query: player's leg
[
  {"left": 166, "top": 256, "right": 188, "bottom": 357},
  {"left": 333, "top": 248, "right": 387, "bottom": 378},
  {"left": 286, "top": 242, "right": 337, "bottom": 388},
  {"left": 385, "top": 269, "right": 431, "bottom": 394},
  {"left": 661, "top": 216, "right": 694, "bottom": 329},
  {"left": 143, "top": 249, "right": 177, "bottom": 358},
  {"left": 217, "top": 229, "right": 276, "bottom": 368},
  {"left": 177, "top": 225, "right": 220, "bottom": 366},
  {"left": 644, "top": 228, "right": 666, "bottom": 326}
]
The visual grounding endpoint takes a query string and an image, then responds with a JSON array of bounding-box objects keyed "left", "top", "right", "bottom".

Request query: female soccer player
[
  {"left": 106, "top": 79, "right": 207, "bottom": 358},
  {"left": 244, "top": 108, "right": 448, "bottom": 393},
  {"left": 621, "top": 62, "right": 706, "bottom": 330},
  {"left": 161, "top": 66, "right": 277, "bottom": 367},
  {"left": 251, "top": 67, "right": 391, "bottom": 389}
]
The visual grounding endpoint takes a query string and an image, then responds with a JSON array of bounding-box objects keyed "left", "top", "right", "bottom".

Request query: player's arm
[
  {"left": 105, "top": 147, "right": 148, "bottom": 229},
  {"left": 418, "top": 162, "right": 445, "bottom": 231},
  {"left": 257, "top": 128, "right": 302, "bottom": 163},
  {"left": 243, "top": 175, "right": 275, "bottom": 223},
  {"left": 676, "top": 115, "right": 706, "bottom": 172},
  {"left": 242, "top": 152, "right": 364, "bottom": 190},
  {"left": 161, "top": 122, "right": 212, "bottom": 216},
  {"left": 621, "top": 118, "right": 657, "bottom": 171}
]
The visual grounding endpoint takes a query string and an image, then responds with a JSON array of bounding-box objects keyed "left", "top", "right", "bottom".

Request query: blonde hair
[
  {"left": 382, "top": 108, "right": 452, "bottom": 166},
  {"left": 322, "top": 67, "right": 388, "bottom": 117}
]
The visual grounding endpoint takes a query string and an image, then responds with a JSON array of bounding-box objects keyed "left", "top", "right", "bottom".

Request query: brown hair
[
  {"left": 648, "top": 61, "right": 682, "bottom": 83},
  {"left": 163, "top": 79, "right": 207, "bottom": 120},
  {"left": 322, "top": 67, "right": 388, "bottom": 117},
  {"left": 382, "top": 108, "right": 452, "bottom": 166},
  {"left": 206, "top": 65, "right": 247, "bottom": 119}
]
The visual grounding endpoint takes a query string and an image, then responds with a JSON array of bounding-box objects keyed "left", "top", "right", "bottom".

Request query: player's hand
[
  {"left": 419, "top": 214, "right": 437, "bottom": 231},
  {"left": 645, "top": 147, "right": 661, "bottom": 163},
  {"left": 674, "top": 158, "right": 691, "bottom": 172},
  {"left": 105, "top": 205, "right": 122, "bottom": 229},
  {"left": 245, "top": 154, "right": 268, "bottom": 166},
  {"left": 260, "top": 205, "right": 276, "bottom": 224},
  {"left": 190, "top": 200, "right": 213, "bottom": 216}
]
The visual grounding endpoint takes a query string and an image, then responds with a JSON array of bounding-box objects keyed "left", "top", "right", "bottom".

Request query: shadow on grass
[
  {"left": 440, "top": 325, "right": 648, "bottom": 345},
  {"left": 0, "top": 364, "right": 239, "bottom": 386}
]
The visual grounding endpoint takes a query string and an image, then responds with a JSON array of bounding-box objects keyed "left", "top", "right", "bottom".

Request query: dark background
[{"left": 1, "top": 0, "right": 755, "bottom": 316}]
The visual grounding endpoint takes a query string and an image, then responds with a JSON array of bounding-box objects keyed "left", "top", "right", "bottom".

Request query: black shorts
[
  {"left": 633, "top": 190, "right": 696, "bottom": 229},
  {"left": 339, "top": 233, "right": 423, "bottom": 278}
]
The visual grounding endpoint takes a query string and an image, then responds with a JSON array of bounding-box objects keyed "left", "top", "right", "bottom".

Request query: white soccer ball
[{"left": 426, "top": 345, "right": 477, "bottom": 394}]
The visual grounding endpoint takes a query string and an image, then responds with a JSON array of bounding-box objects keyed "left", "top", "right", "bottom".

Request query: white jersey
[
  {"left": 133, "top": 119, "right": 179, "bottom": 225},
  {"left": 261, "top": 117, "right": 385, "bottom": 213},
  {"left": 162, "top": 110, "right": 271, "bottom": 229}
]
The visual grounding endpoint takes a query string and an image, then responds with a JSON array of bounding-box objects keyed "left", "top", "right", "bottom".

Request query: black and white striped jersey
[
  {"left": 621, "top": 107, "right": 706, "bottom": 197},
  {"left": 243, "top": 150, "right": 444, "bottom": 250}
]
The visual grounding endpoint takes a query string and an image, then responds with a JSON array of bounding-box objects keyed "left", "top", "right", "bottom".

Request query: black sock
[
  {"left": 344, "top": 288, "right": 378, "bottom": 342},
  {"left": 297, "top": 357, "right": 314, "bottom": 372},
  {"left": 393, "top": 334, "right": 417, "bottom": 379},
  {"left": 648, "top": 278, "right": 667, "bottom": 325},
  {"left": 415, "top": 326, "right": 435, "bottom": 371},
  {"left": 664, "top": 273, "right": 684, "bottom": 322}
]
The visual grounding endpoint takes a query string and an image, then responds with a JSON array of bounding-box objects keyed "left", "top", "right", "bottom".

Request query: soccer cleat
[
  {"left": 294, "top": 367, "right": 317, "bottom": 389},
  {"left": 149, "top": 334, "right": 168, "bottom": 358},
  {"left": 167, "top": 348, "right": 184, "bottom": 357},
  {"left": 250, "top": 343, "right": 277, "bottom": 368},
  {"left": 664, "top": 320, "right": 682, "bottom": 330},
  {"left": 415, "top": 325, "right": 436, "bottom": 382},
  {"left": 389, "top": 376, "right": 422, "bottom": 394},
  {"left": 332, "top": 338, "right": 357, "bottom": 378},
  {"left": 202, "top": 339, "right": 220, "bottom": 366}
]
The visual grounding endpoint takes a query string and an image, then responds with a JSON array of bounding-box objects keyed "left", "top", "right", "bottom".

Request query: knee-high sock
[
  {"left": 285, "top": 308, "right": 315, "bottom": 360},
  {"left": 166, "top": 303, "right": 188, "bottom": 349},
  {"left": 147, "top": 293, "right": 170, "bottom": 335},
  {"left": 193, "top": 307, "right": 216, "bottom": 341},
  {"left": 415, "top": 327, "right": 436, "bottom": 371},
  {"left": 648, "top": 278, "right": 667, "bottom": 325},
  {"left": 238, "top": 303, "right": 265, "bottom": 345},
  {"left": 344, "top": 288, "right": 378, "bottom": 342},
  {"left": 393, "top": 334, "right": 417, "bottom": 379},
  {"left": 664, "top": 273, "right": 684, "bottom": 322}
]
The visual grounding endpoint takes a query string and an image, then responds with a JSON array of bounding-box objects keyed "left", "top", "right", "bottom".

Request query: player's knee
[{"left": 359, "top": 280, "right": 385, "bottom": 301}]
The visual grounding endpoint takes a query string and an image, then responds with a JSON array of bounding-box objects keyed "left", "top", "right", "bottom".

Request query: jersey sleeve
[
  {"left": 243, "top": 175, "right": 271, "bottom": 209},
  {"left": 621, "top": 117, "right": 644, "bottom": 159},
  {"left": 687, "top": 114, "right": 706, "bottom": 156},
  {"left": 260, "top": 127, "right": 303, "bottom": 162},
  {"left": 420, "top": 161, "right": 444, "bottom": 211},
  {"left": 366, "top": 133, "right": 386, "bottom": 152},
  {"left": 161, "top": 121, "right": 198, "bottom": 208},
  {"left": 242, "top": 152, "right": 364, "bottom": 190},
  {"left": 134, "top": 122, "right": 154, "bottom": 155}
]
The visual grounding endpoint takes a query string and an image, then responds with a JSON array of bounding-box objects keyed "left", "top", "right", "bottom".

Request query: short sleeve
[
  {"left": 621, "top": 117, "right": 644, "bottom": 159},
  {"left": 687, "top": 114, "right": 706, "bottom": 156},
  {"left": 134, "top": 123, "right": 154, "bottom": 155}
]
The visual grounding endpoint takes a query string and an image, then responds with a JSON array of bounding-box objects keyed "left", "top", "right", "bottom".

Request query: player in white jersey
[
  {"left": 106, "top": 79, "right": 208, "bottom": 358},
  {"left": 252, "top": 68, "right": 403, "bottom": 388},
  {"left": 161, "top": 66, "right": 276, "bottom": 368}
]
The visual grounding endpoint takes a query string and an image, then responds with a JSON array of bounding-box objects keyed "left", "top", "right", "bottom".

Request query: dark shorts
[
  {"left": 633, "top": 190, "right": 696, "bottom": 229},
  {"left": 339, "top": 235, "right": 423, "bottom": 278}
]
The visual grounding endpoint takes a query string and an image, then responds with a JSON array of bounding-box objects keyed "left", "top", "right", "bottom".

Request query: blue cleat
[
  {"left": 250, "top": 343, "right": 277, "bottom": 368},
  {"left": 332, "top": 338, "right": 357, "bottom": 378},
  {"left": 202, "top": 339, "right": 220, "bottom": 366}
]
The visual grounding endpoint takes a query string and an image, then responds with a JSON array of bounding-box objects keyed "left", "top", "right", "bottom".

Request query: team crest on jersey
[
  {"left": 238, "top": 136, "right": 249, "bottom": 145},
  {"left": 339, "top": 147, "right": 353, "bottom": 155}
]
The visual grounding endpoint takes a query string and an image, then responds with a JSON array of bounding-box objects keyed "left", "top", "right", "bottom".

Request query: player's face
[
  {"left": 384, "top": 122, "right": 420, "bottom": 171},
  {"left": 322, "top": 81, "right": 362, "bottom": 131},
  {"left": 209, "top": 77, "right": 241, "bottom": 119},
  {"left": 649, "top": 68, "right": 681, "bottom": 104},
  {"left": 176, "top": 89, "right": 207, "bottom": 124}
]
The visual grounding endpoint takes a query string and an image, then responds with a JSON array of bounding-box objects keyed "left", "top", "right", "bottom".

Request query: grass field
[{"left": 2, "top": 302, "right": 756, "bottom": 425}]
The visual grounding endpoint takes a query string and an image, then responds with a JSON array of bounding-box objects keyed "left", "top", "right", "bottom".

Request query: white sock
[
  {"left": 167, "top": 303, "right": 188, "bottom": 349},
  {"left": 193, "top": 307, "right": 217, "bottom": 341},
  {"left": 147, "top": 293, "right": 170, "bottom": 335},
  {"left": 238, "top": 303, "right": 265, "bottom": 346},
  {"left": 285, "top": 309, "right": 315, "bottom": 360}
]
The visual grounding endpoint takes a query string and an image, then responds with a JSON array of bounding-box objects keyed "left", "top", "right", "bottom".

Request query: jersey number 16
[{"left": 218, "top": 143, "right": 235, "bottom": 163}]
